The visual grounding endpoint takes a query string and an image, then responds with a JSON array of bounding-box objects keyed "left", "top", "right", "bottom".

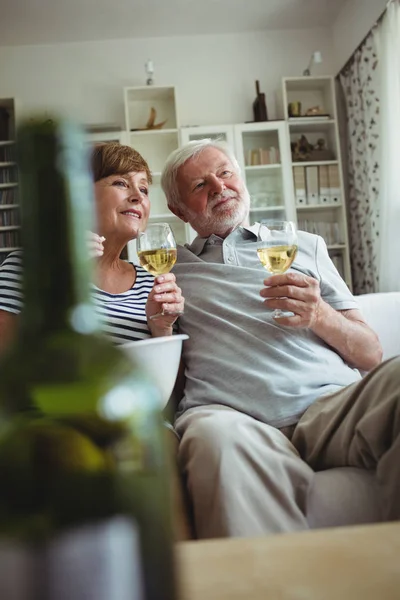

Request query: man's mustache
[{"left": 208, "top": 190, "right": 238, "bottom": 208}]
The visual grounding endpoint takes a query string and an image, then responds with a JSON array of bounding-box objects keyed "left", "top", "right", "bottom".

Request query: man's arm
[
  {"left": 0, "top": 310, "right": 18, "bottom": 357},
  {"left": 260, "top": 272, "right": 382, "bottom": 372},
  {"left": 309, "top": 303, "right": 382, "bottom": 371}
]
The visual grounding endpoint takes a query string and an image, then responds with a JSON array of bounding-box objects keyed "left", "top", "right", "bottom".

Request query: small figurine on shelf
[
  {"left": 145, "top": 59, "right": 154, "bottom": 86},
  {"left": 130, "top": 107, "right": 167, "bottom": 132},
  {"left": 291, "top": 134, "right": 334, "bottom": 162},
  {"left": 304, "top": 105, "right": 330, "bottom": 118},
  {"left": 291, "top": 135, "right": 314, "bottom": 162},
  {"left": 313, "top": 138, "right": 334, "bottom": 160}
]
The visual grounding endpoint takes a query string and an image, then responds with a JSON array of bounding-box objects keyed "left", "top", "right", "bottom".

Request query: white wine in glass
[
  {"left": 257, "top": 219, "right": 298, "bottom": 318},
  {"left": 137, "top": 222, "right": 182, "bottom": 319}
]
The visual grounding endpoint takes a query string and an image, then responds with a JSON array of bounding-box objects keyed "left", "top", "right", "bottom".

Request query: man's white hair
[{"left": 160, "top": 138, "right": 242, "bottom": 212}]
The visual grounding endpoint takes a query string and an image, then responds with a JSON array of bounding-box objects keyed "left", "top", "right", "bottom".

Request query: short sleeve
[
  {"left": 315, "top": 237, "right": 358, "bottom": 311},
  {"left": 0, "top": 250, "right": 24, "bottom": 314}
]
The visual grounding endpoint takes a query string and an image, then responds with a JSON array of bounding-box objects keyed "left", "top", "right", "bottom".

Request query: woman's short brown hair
[{"left": 91, "top": 142, "right": 152, "bottom": 184}]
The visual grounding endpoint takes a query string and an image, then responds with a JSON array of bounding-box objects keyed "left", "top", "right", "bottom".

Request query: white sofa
[{"left": 307, "top": 292, "right": 400, "bottom": 528}]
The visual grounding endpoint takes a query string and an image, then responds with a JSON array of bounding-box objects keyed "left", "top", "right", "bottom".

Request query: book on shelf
[
  {"left": 305, "top": 166, "right": 319, "bottom": 205},
  {"left": 293, "top": 166, "right": 307, "bottom": 206},
  {"left": 328, "top": 164, "right": 341, "bottom": 204},
  {"left": 318, "top": 165, "right": 330, "bottom": 204},
  {"left": 0, "top": 208, "right": 19, "bottom": 227},
  {"left": 0, "top": 229, "right": 20, "bottom": 248},
  {"left": 0, "top": 188, "right": 17, "bottom": 205},
  {"left": 297, "top": 219, "right": 341, "bottom": 245},
  {"left": 246, "top": 147, "right": 280, "bottom": 166}
]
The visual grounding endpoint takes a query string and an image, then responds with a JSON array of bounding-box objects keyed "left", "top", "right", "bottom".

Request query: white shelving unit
[
  {"left": 282, "top": 76, "right": 352, "bottom": 288},
  {"left": 121, "top": 81, "right": 348, "bottom": 283},
  {"left": 0, "top": 99, "right": 19, "bottom": 265}
]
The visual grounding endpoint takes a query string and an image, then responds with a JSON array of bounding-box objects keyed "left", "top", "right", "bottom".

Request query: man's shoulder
[
  {"left": 176, "top": 243, "right": 200, "bottom": 264},
  {"left": 298, "top": 230, "right": 319, "bottom": 250}
]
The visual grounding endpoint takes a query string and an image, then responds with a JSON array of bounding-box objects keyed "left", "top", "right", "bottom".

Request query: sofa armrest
[{"left": 355, "top": 292, "right": 400, "bottom": 361}]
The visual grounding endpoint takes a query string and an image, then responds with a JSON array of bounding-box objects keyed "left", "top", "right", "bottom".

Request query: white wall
[
  {"left": 0, "top": 28, "right": 335, "bottom": 128},
  {"left": 333, "top": 0, "right": 387, "bottom": 72}
]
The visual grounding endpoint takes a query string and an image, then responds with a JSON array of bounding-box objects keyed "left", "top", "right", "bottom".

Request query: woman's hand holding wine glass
[{"left": 138, "top": 223, "right": 184, "bottom": 324}]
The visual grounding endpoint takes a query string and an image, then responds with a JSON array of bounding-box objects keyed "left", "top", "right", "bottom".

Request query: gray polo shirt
[{"left": 172, "top": 225, "right": 361, "bottom": 428}]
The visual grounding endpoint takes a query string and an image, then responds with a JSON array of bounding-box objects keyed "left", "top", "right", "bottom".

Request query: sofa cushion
[{"left": 307, "top": 467, "right": 382, "bottom": 529}]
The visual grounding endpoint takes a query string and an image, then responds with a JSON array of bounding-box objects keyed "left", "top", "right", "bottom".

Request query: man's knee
[
  {"left": 177, "top": 406, "right": 296, "bottom": 471},
  {"left": 178, "top": 407, "right": 246, "bottom": 464}
]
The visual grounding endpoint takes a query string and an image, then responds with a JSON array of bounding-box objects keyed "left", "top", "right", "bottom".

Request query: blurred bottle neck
[{"left": 17, "top": 120, "right": 99, "bottom": 338}]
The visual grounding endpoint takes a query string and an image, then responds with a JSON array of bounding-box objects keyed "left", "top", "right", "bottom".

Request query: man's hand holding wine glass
[{"left": 260, "top": 271, "right": 323, "bottom": 329}]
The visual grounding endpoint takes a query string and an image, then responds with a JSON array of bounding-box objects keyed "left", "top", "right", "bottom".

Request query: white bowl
[{"left": 120, "top": 334, "right": 189, "bottom": 409}]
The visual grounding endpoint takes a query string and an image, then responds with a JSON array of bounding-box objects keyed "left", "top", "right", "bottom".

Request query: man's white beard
[{"left": 184, "top": 189, "right": 251, "bottom": 238}]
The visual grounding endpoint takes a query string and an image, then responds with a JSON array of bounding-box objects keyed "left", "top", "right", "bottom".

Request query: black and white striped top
[{"left": 0, "top": 250, "right": 154, "bottom": 344}]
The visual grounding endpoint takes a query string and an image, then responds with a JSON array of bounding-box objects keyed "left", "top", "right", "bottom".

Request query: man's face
[{"left": 173, "top": 147, "right": 250, "bottom": 238}]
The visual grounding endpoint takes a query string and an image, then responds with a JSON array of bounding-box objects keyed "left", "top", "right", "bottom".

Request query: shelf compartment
[
  {"left": 129, "top": 130, "right": 179, "bottom": 174},
  {"left": 124, "top": 86, "right": 178, "bottom": 132},
  {"left": 0, "top": 225, "right": 19, "bottom": 232},
  {"left": 245, "top": 164, "right": 281, "bottom": 172},
  {"left": 250, "top": 206, "right": 285, "bottom": 213},
  {"left": 283, "top": 76, "right": 336, "bottom": 121},
  {"left": 292, "top": 160, "right": 338, "bottom": 168},
  {"left": 0, "top": 183, "right": 18, "bottom": 189},
  {"left": 130, "top": 128, "right": 178, "bottom": 137},
  {"left": 297, "top": 203, "right": 343, "bottom": 211},
  {"left": 0, "top": 204, "right": 19, "bottom": 210},
  {"left": 288, "top": 120, "right": 336, "bottom": 134}
]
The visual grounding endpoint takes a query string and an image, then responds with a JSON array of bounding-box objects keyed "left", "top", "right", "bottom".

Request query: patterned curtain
[{"left": 338, "top": 36, "right": 380, "bottom": 295}]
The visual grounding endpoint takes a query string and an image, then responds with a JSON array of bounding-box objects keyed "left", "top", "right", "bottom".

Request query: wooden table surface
[{"left": 177, "top": 523, "right": 400, "bottom": 600}]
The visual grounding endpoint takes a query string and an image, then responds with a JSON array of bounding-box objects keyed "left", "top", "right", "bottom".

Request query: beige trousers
[{"left": 175, "top": 357, "right": 400, "bottom": 539}]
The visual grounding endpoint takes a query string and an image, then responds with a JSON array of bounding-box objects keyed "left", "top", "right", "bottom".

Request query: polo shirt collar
[{"left": 186, "top": 224, "right": 258, "bottom": 256}]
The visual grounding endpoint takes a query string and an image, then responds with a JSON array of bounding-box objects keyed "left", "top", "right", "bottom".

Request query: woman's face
[{"left": 94, "top": 170, "right": 150, "bottom": 242}]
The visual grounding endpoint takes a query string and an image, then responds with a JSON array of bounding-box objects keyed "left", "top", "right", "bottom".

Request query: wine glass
[
  {"left": 137, "top": 222, "right": 183, "bottom": 320},
  {"left": 257, "top": 219, "right": 298, "bottom": 318}
]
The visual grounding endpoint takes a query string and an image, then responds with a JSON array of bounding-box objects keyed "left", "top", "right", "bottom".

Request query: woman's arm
[{"left": 0, "top": 310, "right": 18, "bottom": 357}]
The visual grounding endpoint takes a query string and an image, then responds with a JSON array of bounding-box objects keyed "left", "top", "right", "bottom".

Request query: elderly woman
[{"left": 0, "top": 142, "right": 184, "bottom": 354}]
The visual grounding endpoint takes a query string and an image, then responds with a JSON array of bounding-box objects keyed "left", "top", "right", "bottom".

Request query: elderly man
[{"left": 160, "top": 139, "right": 399, "bottom": 540}]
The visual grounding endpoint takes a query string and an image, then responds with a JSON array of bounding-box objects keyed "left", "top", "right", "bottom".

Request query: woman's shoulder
[
  {"left": 130, "top": 262, "right": 154, "bottom": 287},
  {"left": 0, "top": 250, "right": 24, "bottom": 275}
]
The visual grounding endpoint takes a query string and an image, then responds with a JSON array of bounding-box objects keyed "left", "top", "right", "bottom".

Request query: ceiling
[{"left": 1, "top": 0, "right": 348, "bottom": 47}]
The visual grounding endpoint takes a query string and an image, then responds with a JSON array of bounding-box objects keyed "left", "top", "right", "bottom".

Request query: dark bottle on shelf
[
  {"left": 253, "top": 80, "right": 268, "bottom": 122},
  {"left": 0, "top": 119, "right": 178, "bottom": 600}
]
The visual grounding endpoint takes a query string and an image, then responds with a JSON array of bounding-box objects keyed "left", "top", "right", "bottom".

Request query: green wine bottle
[{"left": 0, "top": 119, "right": 178, "bottom": 600}]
